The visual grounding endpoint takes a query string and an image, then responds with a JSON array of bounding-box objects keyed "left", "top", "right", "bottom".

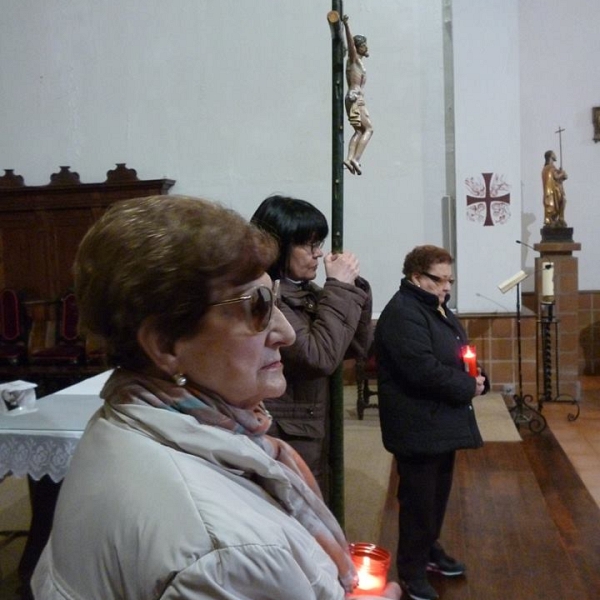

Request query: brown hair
[
  {"left": 74, "top": 195, "right": 277, "bottom": 369},
  {"left": 402, "top": 244, "right": 454, "bottom": 278}
]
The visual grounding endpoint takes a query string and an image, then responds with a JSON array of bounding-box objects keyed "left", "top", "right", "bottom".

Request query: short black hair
[{"left": 251, "top": 195, "right": 328, "bottom": 280}]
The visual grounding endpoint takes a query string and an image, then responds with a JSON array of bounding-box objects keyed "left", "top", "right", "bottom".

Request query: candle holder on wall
[
  {"left": 498, "top": 272, "right": 547, "bottom": 433},
  {"left": 536, "top": 300, "right": 580, "bottom": 420}
]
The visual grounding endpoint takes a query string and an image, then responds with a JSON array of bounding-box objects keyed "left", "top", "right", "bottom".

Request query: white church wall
[
  {"left": 519, "top": 0, "right": 600, "bottom": 292},
  {"left": 4, "top": 1, "right": 597, "bottom": 313},
  {"left": 0, "top": 0, "right": 447, "bottom": 314}
]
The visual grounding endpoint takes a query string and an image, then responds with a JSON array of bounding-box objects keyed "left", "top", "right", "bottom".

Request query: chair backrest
[
  {"left": 0, "top": 289, "right": 25, "bottom": 343},
  {"left": 58, "top": 292, "right": 80, "bottom": 343}
]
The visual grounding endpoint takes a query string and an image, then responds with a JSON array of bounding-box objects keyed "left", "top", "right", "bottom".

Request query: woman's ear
[{"left": 137, "top": 317, "right": 177, "bottom": 375}]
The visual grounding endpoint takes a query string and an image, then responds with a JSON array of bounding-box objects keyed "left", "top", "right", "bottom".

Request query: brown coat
[{"left": 265, "top": 276, "right": 372, "bottom": 492}]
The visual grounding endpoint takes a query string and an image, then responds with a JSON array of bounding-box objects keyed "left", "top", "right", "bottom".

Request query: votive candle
[
  {"left": 462, "top": 345, "right": 477, "bottom": 376},
  {"left": 349, "top": 543, "right": 391, "bottom": 596}
]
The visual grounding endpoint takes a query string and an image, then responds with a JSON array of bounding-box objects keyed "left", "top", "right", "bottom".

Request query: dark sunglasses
[
  {"left": 209, "top": 280, "right": 280, "bottom": 333},
  {"left": 421, "top": 272, "right": 456, "bottom": 286}
]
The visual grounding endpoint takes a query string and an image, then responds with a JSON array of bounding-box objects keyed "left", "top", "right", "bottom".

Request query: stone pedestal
[{"left": 533, "top": 237, "right": 581, "bottom": 400}]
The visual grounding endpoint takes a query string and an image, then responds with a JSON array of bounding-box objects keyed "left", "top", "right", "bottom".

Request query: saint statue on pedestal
[{"left": 542, "top": 149, "right": 568, "bottom": 228}]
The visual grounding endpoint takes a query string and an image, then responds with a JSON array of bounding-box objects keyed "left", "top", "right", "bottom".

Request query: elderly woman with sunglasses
[
  {"left": 251, "top": 195, "right": 373, "bottom": 500},
  {"left": 31, "top": 195, "right": 399, "bottom": 600},
  {"left": 375, "top": 245, "right": 488, "bottom": 600}
]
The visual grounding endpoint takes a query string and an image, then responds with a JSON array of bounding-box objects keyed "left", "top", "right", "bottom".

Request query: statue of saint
[
  {"left": 542, "top": 150, "right": 568, "bottom": 227},
  {"left": 342, "top": 15, "right": 373, "bottom": 176}
]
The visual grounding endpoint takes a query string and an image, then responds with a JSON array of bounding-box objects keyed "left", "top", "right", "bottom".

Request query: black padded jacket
[{"left": 375, "top": 278, "right": 484, "bottom": 457}]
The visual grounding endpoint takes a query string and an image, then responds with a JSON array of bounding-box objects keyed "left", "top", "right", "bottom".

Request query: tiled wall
[
  {"left": 444, "top": 290, "right": 600, "bottom": 396},
  {"left": 460, "top": 310, "right": 538, "bottom": 395}
]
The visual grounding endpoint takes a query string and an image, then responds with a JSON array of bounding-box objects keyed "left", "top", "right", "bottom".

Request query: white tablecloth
[{"left": 0, "top": 371, "right": 111, "bottom": 482}]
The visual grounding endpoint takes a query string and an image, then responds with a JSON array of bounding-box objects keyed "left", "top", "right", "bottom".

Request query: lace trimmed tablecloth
[
  {"left": 0, "top": 392, "right": 104, "bottom": 483},
  {"left": 0, "top": 432, "right": 82, "bottom": 482}
]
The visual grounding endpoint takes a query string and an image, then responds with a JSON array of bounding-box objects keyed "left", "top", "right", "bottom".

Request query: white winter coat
[{"left": 32, "top": 402, "right": 346, "bottom": 599}]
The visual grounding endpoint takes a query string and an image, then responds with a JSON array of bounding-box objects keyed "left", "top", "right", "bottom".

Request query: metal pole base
[
  {"left": 508, "top": 391, "right": 547, "bottom": 433},
  {"left": 539, "top": 394, "right": 581, "bottom": 422}
]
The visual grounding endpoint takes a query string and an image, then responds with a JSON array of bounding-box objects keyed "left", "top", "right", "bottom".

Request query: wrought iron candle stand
[
  {"left": 537, "top": 301, "right": 580, "bottom": 421},
  {"left": 508, "top": 282, "right": 547, "bottom": 433}
]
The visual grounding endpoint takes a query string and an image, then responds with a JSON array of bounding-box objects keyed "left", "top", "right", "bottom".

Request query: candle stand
[
  {"left": 536, "top": 301, "right": 580, "bottom": 421},
  {"left": 507, "top": 282, "right": 547, "bottom": 433}
]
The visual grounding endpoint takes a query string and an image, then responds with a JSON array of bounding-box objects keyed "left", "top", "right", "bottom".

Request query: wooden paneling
[
  {"left": 0, "top": 164, "right": 175, "bottom": 390},
  {"left": 0, "top": 164, "right": 174, "bottom": 300}
]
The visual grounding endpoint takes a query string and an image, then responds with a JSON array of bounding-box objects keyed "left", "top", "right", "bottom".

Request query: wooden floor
[{"left": 378, "top": 378, "right": 600, "bottom": 600}]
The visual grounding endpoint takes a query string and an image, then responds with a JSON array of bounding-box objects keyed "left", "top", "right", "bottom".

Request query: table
[
  {"left": 0, "top": 370, "right": 110, "bottom": 587},
  {"left": 0, "top": 393, "right": 105, "bottom": 482}
]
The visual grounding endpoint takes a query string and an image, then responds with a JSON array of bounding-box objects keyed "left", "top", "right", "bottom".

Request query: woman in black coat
[{"left": 375, "top": 245, "right": 488, "bottom": 600}]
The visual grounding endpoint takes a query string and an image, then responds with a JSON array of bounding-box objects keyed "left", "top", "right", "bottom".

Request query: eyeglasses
[
  {"left": 302, "top": 241, "right": 325, "bottom": 254},
  {"left": 209, "top": 280, "right": 280, "bottom": 333},
  {"left": 421, "top": 272, "right": 456, "bottom": 286}
]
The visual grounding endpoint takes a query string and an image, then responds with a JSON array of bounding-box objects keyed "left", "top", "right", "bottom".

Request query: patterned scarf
[{"left": 101, "top": 369, "right": 358, "bottom": 593}]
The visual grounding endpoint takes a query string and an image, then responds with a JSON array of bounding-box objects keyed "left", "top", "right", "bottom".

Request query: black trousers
[{"left": 395, "top": 451, "right": 456, "bottom": 580}]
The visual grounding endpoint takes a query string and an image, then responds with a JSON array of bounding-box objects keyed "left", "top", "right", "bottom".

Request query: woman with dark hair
[
  {"left": 31, "top": 195, "right": 399, "bottom": 600},
  {"left": 376, "top": 244, "right": 488, "bottom": 600},
  {"left": 251, "top": 195, "right": 372, "bottom": 499}
]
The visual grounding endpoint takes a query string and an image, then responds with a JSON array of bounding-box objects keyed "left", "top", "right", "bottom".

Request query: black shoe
[
  {"left": 427, "top": 549, "right": 466, "bottom": 577},
  {"left": 401, "top": 577, "right": 439, "bottom": 600}
]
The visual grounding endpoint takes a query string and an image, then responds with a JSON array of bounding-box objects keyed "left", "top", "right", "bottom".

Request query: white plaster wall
[
  {"left": 0, "top": 0, "right": 446, "bottom": 314},
  {"left": 7, "top": 2, "right": 599, "bottom": 310},
  {"left": 519, "top": 0, "right": 600, "bottom": 292},
  {"left": 452, "top": 0, "right": 522, "bottom": 313}
]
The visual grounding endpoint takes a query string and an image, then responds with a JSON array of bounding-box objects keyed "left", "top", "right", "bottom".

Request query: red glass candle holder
[{"left": 349, "top": 542, "right": 391, "bottom": 596}]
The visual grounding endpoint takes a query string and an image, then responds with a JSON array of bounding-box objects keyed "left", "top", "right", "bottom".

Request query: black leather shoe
[{"left": 401, "top": 577, "right": 439, "bottom": 600}]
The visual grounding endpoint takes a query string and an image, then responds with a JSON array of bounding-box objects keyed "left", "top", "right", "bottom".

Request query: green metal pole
[{"left": 328, "top": 0, "right": 345, "bottom": 526}]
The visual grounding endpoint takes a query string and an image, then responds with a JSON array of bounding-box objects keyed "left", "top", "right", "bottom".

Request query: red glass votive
[{"left": 349, "top": 542, "right": 391, "bottom": 596}]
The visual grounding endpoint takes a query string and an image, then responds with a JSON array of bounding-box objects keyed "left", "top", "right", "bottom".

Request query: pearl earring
[{"left": 172, "top": 373, "right": 187, "bottom": 386}]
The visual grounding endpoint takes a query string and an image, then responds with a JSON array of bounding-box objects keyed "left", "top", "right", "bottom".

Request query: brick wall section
[{"left": 460, "top": 311, "right": 538, "bottom": 396}]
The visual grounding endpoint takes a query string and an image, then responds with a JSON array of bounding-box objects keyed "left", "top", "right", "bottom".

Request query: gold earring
[{"left": 172, "top": 373, "right": 187, "bottom": 386}]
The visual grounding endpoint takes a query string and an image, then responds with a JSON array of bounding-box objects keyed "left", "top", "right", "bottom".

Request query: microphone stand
[{"left": 508, "top": 281, "right": 547, "bottom": 433}]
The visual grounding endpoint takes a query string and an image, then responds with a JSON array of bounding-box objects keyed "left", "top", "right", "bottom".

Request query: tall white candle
[{"left": 542, "top": 262, "right": 554, "bottom": 301}]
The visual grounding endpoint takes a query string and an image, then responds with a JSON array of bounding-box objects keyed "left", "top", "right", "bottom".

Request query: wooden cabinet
[
  {"left": 0, "top": 164, "right": 174, "bottom": 300},
  {"left": 0, "top": 164, "right": 175, "bottom": 393}
]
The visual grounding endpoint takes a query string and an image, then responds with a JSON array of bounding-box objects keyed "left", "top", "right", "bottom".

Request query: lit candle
[
  {"left": 349, "top": 543, "right": 391, "bottom": 596},
  {"left": 462, "top": 345, "right": 477, "bottom": 376},
  {"left": 356, "top": 562, "right": 386, "bottom": 594},
  {"left": 542, "top": 262, "right": 554, "bottom": 303}
]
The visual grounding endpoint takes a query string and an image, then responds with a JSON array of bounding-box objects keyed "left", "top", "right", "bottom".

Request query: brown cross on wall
[{"left": 466, "top": 172, "right": 511, "bottom": 226}]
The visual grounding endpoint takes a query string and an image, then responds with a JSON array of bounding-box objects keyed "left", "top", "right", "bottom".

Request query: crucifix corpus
[
  {"left": 542, "top": 126, "right": 568, "bottom": 228},
  {"left": 341, "top": 14, "right": 373, "bottom": 176}
]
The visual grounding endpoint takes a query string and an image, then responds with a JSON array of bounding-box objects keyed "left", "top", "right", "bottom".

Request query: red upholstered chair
[
  {"left": 29, "top": 292, "right": 85, "bottom": 365},
  {"left": 0, "top": 289, "right": 29, "bottom": 365},
  {"left": 355, "top": 342, "right": 379, "bottom": 420}
]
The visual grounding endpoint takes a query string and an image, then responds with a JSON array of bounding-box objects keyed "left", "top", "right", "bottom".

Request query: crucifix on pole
[{"left": 326, "top": 1, "right": 346, "bottom": 525}]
